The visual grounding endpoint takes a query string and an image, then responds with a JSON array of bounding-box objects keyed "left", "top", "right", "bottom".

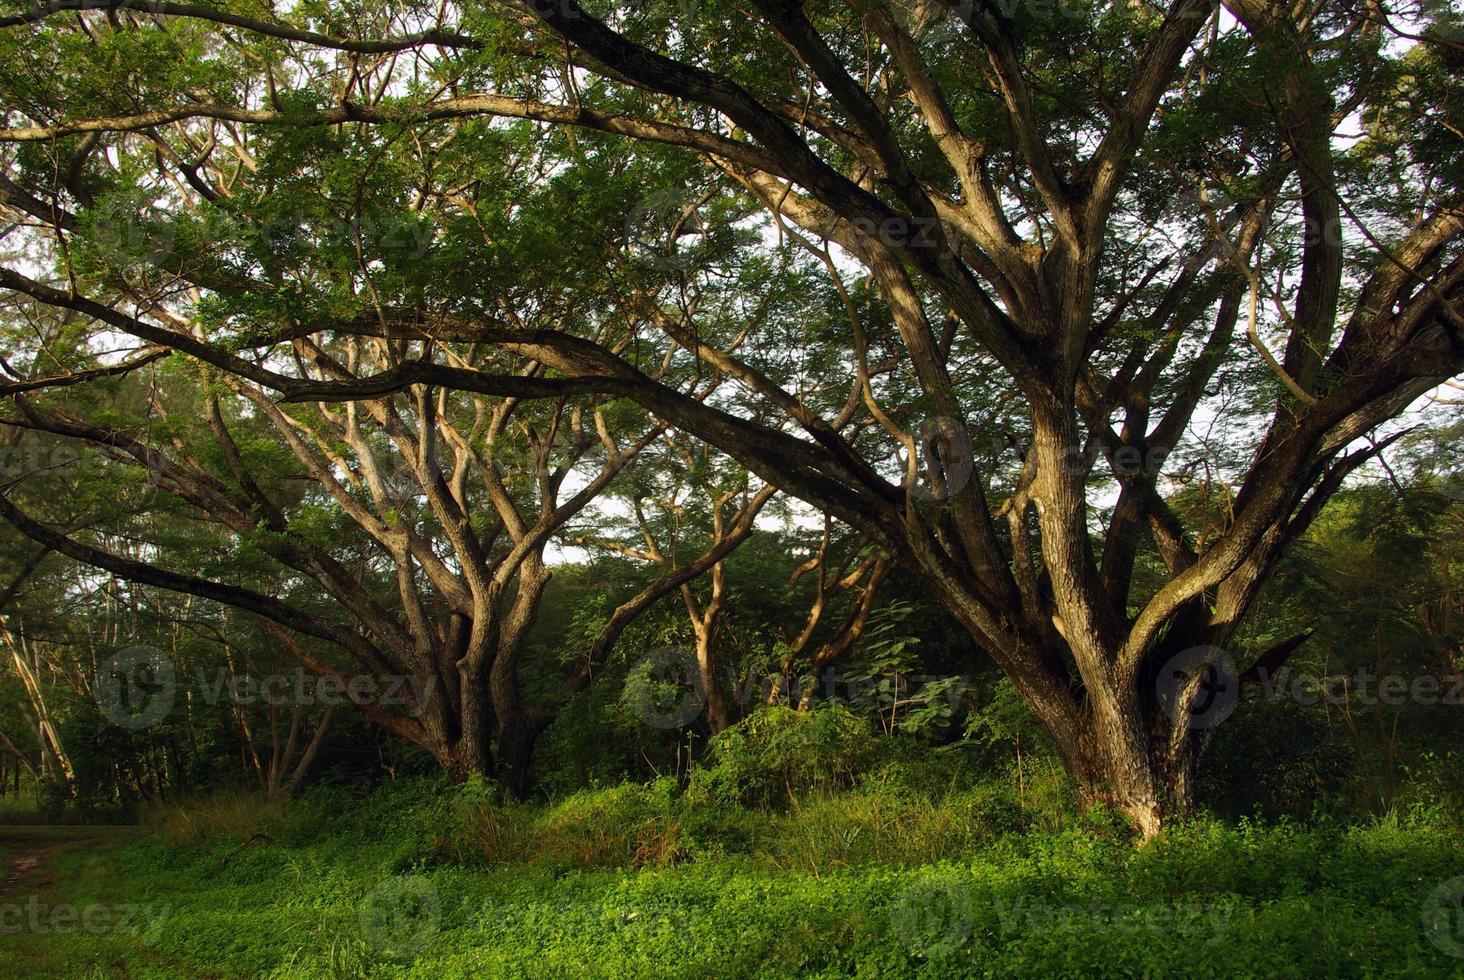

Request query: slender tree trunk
[
  {"left": 485, "top": 558, "right": 552, "bottom": 796},
  {"left": 691, "top": 621, "right": 732, "bottom": 734},
  {"left": 267, "top": 705, "right": 334, "bottom": 800},
  {"left": 493, "top": 714, "right": 551, "bottom": 799}
]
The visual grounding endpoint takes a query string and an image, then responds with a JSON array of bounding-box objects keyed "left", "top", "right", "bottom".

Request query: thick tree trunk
[
  {"left": 1068, "top": 722, "right": 1172, "bottom": 842},
  {"left": 1029, "top": 629, "right": 1244, "bottom": 839},
  {"left": 452, "top": 682, "right": 493, "bottom": 780},
  {"left": 447, "top": 735, "right": 491, "bottom": 784}
]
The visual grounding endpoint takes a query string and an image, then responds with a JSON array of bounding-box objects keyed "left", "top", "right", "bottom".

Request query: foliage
[
  {"left": 4, "top": 779, "right": 1462, "bottom": 977},
  {"left": 689, "top": 706, "right": 878, "bottom": 809}
]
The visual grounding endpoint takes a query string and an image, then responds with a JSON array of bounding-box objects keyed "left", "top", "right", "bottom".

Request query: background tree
[{"left": 0, "top": 0, "right": 1459, "bottom": 835}]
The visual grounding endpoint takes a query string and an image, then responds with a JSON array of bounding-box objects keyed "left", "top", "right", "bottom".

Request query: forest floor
[
  {"left": 0, "top": 787, "right": 1462, "bottom": 978},
  {"left": 1, "top": 826, "right": 118, "bottom": 901}
]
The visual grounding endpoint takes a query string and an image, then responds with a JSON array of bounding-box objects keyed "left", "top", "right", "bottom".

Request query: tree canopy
[{"left": 0, "top": 0, "right": 1459, "bottom": 836}]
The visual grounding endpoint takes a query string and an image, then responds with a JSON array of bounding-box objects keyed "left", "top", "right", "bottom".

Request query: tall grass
[{"left": 141, "top": 788, "right": 284, "bottom": 844}]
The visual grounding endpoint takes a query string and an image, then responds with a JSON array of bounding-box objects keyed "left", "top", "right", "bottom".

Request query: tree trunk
[
  {"left": 494, "top": 712, "right": 552, "bottom": 799},
  {"left": 691, "top": 623, "right": 731, "bottom": 734},
  {"left": 1069, "top": 718, "right": 1171, "bottom": 841},
  {"left": 451, "top": 674, "right": 493, "bottom": 782}
]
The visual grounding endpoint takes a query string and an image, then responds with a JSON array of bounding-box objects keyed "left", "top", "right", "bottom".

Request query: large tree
[
  {"left": 1, "top": 0, "right": 1460, "bottom": 833},
  {"left": 0, "top": 46, "right": 827, "bottom": 791}
]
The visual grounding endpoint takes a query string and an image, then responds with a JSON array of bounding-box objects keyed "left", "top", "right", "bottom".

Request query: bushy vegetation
[
  {"left": 0, "top": 2, "right": 1461, "bottom": 975},
  {"left": 3, "top": 767, "right": 1461, "bottom": 978},
  {"left": 4, "top": 690, "right": 1463, "bottom": 976}
]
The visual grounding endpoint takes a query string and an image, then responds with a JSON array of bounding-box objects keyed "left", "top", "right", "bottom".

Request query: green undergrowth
[
  {"left": 6, "top": 709, "right": 1463, "bottom": 976},
  {"left": 2, "top": 770, "right": 1461, "bottom": 978}
]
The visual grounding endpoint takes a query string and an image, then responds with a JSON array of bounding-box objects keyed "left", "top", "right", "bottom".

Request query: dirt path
[
  {"left": 0, "top": 825, "right": 222, "bottom": 978},
  {"left": 0, "top": 850, "right": 43, "bottom": 898},
  {"left": 0, "top": 826, "right": 134, "bottom": 900},
  {"left": 0, "top": 825, "right": 229, "bottom": 980}
]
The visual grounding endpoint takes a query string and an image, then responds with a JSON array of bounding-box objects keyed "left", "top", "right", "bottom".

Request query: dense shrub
[
  {"left": 438, "top": 777, "right": 702, "bottom": 870},
  {"left": 688, "top": 705, "right": 878, "bottom": 807}
]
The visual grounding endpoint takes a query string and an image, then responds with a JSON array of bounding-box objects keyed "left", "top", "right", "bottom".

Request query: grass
[
  {"left": 1, "top": 777, "right": 1462, "bottom": 978},
  {"left": 0, "top": 781, "right": 133, "bottom": 827}
]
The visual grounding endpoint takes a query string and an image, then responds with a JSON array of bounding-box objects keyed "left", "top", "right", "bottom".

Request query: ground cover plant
[{"left": 0, "top": 0, "right": 1461, "bottom": 976}]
